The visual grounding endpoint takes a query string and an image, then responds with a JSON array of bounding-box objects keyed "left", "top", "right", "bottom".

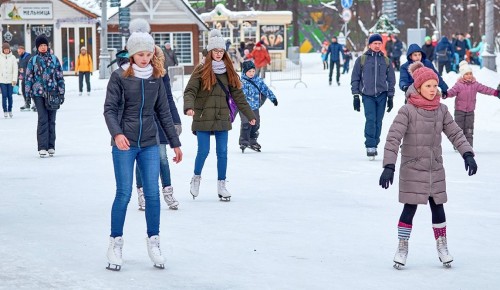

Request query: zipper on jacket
[
  {"left": 374, "top": 53, "right": 378, "bottom": 96},
  {"left": 138, "top": 79, "right": 145, "bottom": 148},
  {"left": 429, "top": 110, "right": 438, "bottom": 195}
]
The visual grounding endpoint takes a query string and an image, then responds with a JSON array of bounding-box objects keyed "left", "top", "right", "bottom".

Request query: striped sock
[
  {"left": 398, "top": 221, "right": 412, "bottom": 240},
  {"left": 433, "top": 222, "right": 447, "bottom": 239}
]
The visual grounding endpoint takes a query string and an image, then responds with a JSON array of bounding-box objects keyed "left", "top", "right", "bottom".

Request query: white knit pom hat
[
  {"left": 206, "top": 29, "right": 225, "bottom": 51},
  {"left": 459, "top": 60, "right": 472, "bottom": 77},
  {"left": 127, "top": 18, "right": 154, "bottom": 56}
]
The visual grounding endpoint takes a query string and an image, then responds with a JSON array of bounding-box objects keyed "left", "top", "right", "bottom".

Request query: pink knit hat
[{"left": 408, "top": 61, "right": 439, "bottom": 89}]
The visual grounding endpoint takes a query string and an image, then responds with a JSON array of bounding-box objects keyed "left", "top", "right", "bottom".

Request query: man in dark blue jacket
[
  {"left": 400, "top": 44, "right": 448, "bottom": 97},
  {"left": 350, "top": 33, "right": 396, "bottom": 158},
  {"left": 17, "top": 45, "right": 32, "bottom": 111},
  {"left": 326, "top": 36, "right": 343, "bottom": 86},
  {"left": 434, "top": 36, "right": 454, "bottom": 75}
]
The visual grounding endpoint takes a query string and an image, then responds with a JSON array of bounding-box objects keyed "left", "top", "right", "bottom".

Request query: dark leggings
[{"left": 399, "top": 197, "right": 446, "bottom": 225}]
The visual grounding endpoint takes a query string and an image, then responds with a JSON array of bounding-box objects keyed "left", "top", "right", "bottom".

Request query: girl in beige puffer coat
[{"left": 379, "top": 62, "right": 478, "bottom": 269}]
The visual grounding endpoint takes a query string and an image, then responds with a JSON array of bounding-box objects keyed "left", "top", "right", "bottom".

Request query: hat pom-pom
[
  {"left": 408, "top": 61, "right": 424, "bottom": 77},
  {"left": 209, "top": 29, "right": 222, "bottom": 38},
  {"left": 128, "top": 18, "right": 150, "bottom": 33}
]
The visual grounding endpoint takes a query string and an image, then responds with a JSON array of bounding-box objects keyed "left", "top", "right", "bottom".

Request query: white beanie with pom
[
  {"left": 459, "top": 60, "right": 472, "bottom": 77},
  {"left": 127, "top": 18, "right": 154, "bottom": 56},
  {"left": 206, "top": 29, "right": 226, "bottom": 51}
]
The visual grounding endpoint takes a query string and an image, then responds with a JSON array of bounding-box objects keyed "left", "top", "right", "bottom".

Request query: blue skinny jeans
[
  {"left": 110, "top": 145, "right": 161, "bottom": 238},
  {"left": 136, "top": 144, "right": 171, "bottom": 188},
  {"left": 194, "top": 131, "right": 228, "bottom": 180}
]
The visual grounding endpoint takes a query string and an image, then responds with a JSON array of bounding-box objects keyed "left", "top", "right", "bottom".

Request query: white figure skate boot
[
  {"left": 436, "top": 236, "right": 453, "bottom": 268},
  {"left": 146, "top": 235, "right": 165, "bottom": 269},
  {"left": 217, "top": 180, "right": 231, "bottom": 202},
  {"left": 106, "top": 236, "right": 124, "bottom": 271},
  {"left": 393, "top": 239, "right": 409, "bottom": 270},
  {"left": 137, "top": 187, "right": 145, "bottom": 211},
  {"left": 162, "top": 186, "right": 179, "bottom": 210},
  {"left": 190, "top": 175, "right": 201, "bottom": 199}
]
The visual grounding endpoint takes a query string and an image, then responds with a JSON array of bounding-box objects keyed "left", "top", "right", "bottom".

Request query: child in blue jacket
[{"left": 240, "top": 61, "right": 278, "bottom": 152}]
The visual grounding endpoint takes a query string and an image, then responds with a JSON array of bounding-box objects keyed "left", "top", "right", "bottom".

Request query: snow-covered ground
[{"left": 1, "top": 53, "right": 500, "bottom": 289}]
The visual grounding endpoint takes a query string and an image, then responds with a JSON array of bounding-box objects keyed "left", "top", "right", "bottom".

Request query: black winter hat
[
  {"left": 35, "top": 34, "right": 49, "bottom": 49},
  {"left": 242, "top": 60, "right": 255, "bottom": 75},
  {"left": 368, "top": 33, "right": 383, "bottom": 45}
]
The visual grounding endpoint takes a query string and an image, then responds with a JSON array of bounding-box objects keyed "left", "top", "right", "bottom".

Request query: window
[
  {"left": 107, "top": 33, "right": 123, "bottom": 51},
  {"left": 153, "top": 32, "right": 193, "bottom": 65}
]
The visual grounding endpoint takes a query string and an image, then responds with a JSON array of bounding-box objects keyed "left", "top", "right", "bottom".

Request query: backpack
[
  {"left": 360, "top": 54, "right": 390, "bottom": 70},
  {"left": 436, "top": 48, "right": 448, "bottom": 62}
]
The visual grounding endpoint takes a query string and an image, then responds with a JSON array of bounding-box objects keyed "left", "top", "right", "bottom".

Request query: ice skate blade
[
  {"left": 169, "top": 206, "right": 178, "bottom": 210},
  {"left": 393, "top": 262, "right": 404, "bottom": 270},
  {"left": 218, "top": 195, "right": 231, "bottom": 202},
  {"left": 368, "top": 156, "right": 376, "bottom": 161},
  {"left": 439, "top": 258, "right": 453, "bottom": 268},
  {"left": 154, "top": 264, "right": 165, "bottom": 269},
  {"left": 138, "top": 207, "right": 145, "bottom": 211},
  {"left": 106, "top": 263, "right": 121, "bottom": 271}
]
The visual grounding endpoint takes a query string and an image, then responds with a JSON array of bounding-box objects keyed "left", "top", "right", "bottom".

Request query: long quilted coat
[{"left": 383, "top": 86, "right": 473, "bottom": 205}]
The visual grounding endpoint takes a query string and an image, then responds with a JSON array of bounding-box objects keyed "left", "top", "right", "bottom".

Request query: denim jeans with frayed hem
[
  {"left": 110, "top": 145, "right": 160, "bottom": 238},
  {"left": 194, "top": 131, "right": 228, "bottom": 180},
  {"left": 362, "top": 93, "right": 387, "bottom": 148},
  {"left": 136, "top": 144, "right": 171, "bottom": 188}
]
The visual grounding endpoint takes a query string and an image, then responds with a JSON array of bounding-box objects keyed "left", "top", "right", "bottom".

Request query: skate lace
[
  {"left": 437, "top": 237, "right": 449, "bottom": 255},
  {"left": 164, "top": 193, "right": 177, "bottom": 204},
  {"left": 191, "top": 176, "right": 201, "bottom": 186},
  {"left": 397, "top": 239, "right": 408, "bottom": 255},
  {"left": 149, "top": 239, "right": 162, "bottom": 256},
  {"left": 110, "top": 238, "right": 123, "bottom": 259}
]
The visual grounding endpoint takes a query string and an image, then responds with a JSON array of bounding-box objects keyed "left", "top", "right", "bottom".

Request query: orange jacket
[
  {"left": 75, "top": 53, "right": 93, "bottom": 72},
  {"left": 250, "top": 47, "right": 271, "bottom": 68}
]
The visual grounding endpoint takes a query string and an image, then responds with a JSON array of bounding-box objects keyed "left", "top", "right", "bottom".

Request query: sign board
[
  {"left": 341, "top": 0, "right": 353, "bottom": 9},
  {"left": 259, "top": 25, "right": 285, "bottom": 51},
  {"left": 342, "top": 9, "right": 352, "bottom": 22},
  {"left": 4, "top": 3, "right": 53, "bottom": 20}
]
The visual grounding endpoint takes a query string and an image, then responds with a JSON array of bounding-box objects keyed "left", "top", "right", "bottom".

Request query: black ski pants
[{"left": 34, "top": 97, "right": 57, "bottom": 150}]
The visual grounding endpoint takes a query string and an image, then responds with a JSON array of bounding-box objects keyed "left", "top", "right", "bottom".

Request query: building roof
[
  {"left": 63, "top": 0, "right": 135, "bottom": 19},
  {"left": 200, "top": 3, "right": 292, "bottom": 21}
]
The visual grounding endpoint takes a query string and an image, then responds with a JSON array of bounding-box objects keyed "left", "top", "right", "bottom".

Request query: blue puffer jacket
[
  {"left": 24, "top": 52, "right": 65, "bottom": 98},
  {"left": 399, "top": 44, "right": 448, "bottom": 93},
  {"left": 241, "top": 75, "right": 277, "bottom": 110},
  {"left": 351, "top": 49, "right": 396, "bottom": 97},
  {"left": 326, "top": 42, "right": 344, "bottom": 62},
  {"left": 434, "top": 37, "right": 454, "bottom": 63}
]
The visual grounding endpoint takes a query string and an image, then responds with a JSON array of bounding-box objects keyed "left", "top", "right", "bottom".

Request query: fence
[
  {"left": 168, "top": 66, "right": 184, "bottom": 102},
  {"left": 269, "top": 58, "right": 307, "bottom": 89}
]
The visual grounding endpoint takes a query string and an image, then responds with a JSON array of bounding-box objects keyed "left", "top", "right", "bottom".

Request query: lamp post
[
  {"left": 99, "top": 0, "right": 111, "bottom": 79},
  {"left": 483, "top": 0, "right": 496, "bottom": 71}
]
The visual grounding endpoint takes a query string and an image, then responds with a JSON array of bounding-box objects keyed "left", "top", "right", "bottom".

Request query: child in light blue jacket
[{"left": 240, "top": 61, "right": 278, "bottom": 151}]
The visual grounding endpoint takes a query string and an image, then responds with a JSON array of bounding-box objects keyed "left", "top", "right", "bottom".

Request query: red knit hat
[{"left": 408, "top": 61, "right": 439, "bottom": 89}]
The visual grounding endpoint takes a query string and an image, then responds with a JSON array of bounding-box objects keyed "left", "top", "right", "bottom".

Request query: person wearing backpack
[
  {"left": 183, "top": 29, "right": 256, "bottom": 202},
  {"left": 350, "top": 33, "right": 396, "bottom": 159},
  {"left": 434, "top": 36, "right": 454, "bottom": 76},
  {"left": 24, "top": 34, "right": 65, "bottom": 157},
  {"left": 239, "top": 60, "right": 278, "bottom": 152},
  {"left": 75, "top": 46, "right": 93, "bottom": 96}
]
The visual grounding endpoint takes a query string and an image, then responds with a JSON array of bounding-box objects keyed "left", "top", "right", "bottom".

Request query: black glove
[
  {"left": 272, "top": 99, "right": 278, "bottom": 106},
  {"left": 379, "top": 164, "right": 395, "bottom": 189},
  {"left": 463, "top": 152, "right": 478, "bottom": 176},
  {"left": 60, "top": 95, "right": 65, "bottom": 105},
  {"left": 442, "top": 91, "right": 448, "bottom": 99},
  {"left": 387, "top": 97, "right": 393, "bottom": 112},
  {"left": 402, "top": 86, "right": 408, "bottom": 92},
  {"left": 353, "top": 94, "right": 360, "bottom": 112},
  {"left": 90, "top": 72, "right": 93, "bottom": 76}
]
